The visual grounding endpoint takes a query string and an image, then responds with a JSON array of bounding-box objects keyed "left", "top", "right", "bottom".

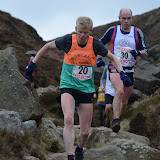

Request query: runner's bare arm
[
  {"left": 33, "top": 41, "right": 56, "bottom": 63},
  {"left": 106, "top": 51, "right": 123, "bottom": 73}
]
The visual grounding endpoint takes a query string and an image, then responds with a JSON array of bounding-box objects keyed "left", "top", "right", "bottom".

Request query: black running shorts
[
  {"left": 105, "top": 94, "right": 114, "bottom": 105},
  {"left": 60, "top": 88, "right": 94, "bottom": 106}
]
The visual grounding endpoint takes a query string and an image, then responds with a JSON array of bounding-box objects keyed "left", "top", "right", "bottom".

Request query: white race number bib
[
  {"left": 101, "top": 93, "right": 105, "bottom": 97},
  {"left": 72, "top": 66, "right": 92, "bottom": 81},
  {"left": 116, "top": 47, "right": 132, "bottom": 65}
]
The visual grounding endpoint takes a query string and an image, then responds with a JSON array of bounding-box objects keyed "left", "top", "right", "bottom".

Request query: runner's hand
[
  {"left": 25, "top": 61, "right": 36, "bottom": 77},
  {"left": 101, "top": 87, "right": 105, "bottom": 93},
  {"left": 130, "top": 50, "right": 141, "bottom": 58},
  {"left": 120, "top": 71, "right": 132, "bottom": 87},
  {"left": 96, "top": 58, "right": 105, "bottom": 67}
]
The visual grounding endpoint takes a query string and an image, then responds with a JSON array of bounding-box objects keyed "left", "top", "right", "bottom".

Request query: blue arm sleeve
[
  {"left": 137, "top": 28, "right": 148, "bottom": 52},
  {"left": 99, "top": 26, "right": 114, "bottom": 45}
]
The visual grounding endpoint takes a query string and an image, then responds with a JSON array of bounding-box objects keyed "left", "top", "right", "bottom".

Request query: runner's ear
[
  {"left": 75, "top": 26, "right": 77, "bottom": 32},
  {"left": 90, "top": 29, "right": 93, "bottom": 34}
]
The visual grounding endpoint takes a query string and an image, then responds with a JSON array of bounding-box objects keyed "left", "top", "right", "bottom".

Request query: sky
[{"left": 1, "top": 0, "right": 160, "bottom": 41}]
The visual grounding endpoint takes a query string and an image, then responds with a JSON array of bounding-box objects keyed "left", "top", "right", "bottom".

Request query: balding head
[
  {"left": 118, "top": 8, "right": 133, "bottom": 31},
  {"left": 119, "top": 8, "right": 132, "bottom": 17}
]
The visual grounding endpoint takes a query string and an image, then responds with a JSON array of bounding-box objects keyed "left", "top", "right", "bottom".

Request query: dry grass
[
  {"left": 0, "top": 130, "right": 46, "bottom": 160},
  {"left": 129, "top": 92, "right": 160, "bottom": 149}
]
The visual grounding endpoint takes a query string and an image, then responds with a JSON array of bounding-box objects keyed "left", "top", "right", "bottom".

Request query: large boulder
[
  {"left": 85, "top": 127, "right": 160, "bottom": 160},
  {"left": 46, "top": 126, "right": 160, "bottom": 160},
  {"left": 147, "top": 44, "right": 160, "bottom": 66},
  {"left": 0, "top": 109, "right": 38, "bottom": 136},
  {"left": 0, "top": 47, "right": 43, "bottom": 121},
  {"left": 134, "top": 58, "right": 160, "bottom": 95},
  {"left": 0, "top": 109, "right": 24, "bottom": 135},
  {"left": 38, "top": 118, "right": 65, "bottom": 152}
]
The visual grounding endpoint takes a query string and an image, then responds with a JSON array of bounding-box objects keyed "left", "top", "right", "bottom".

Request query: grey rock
[
  {"left": 25, "top": 50, "right": 37, "bottom": 55},
  {"left": 0, "top": 47, "right": 43, "bottom": 121},
  {"left": 129, "top": 89, "right": 142, "bottom": 104},
  {"left": 0, "top": 109, "right": 24, "bottom": 135},
  {"left": 133, "top": 58, "right": 160, "bottom": 95},
  {"left": 38, "top": 118, "right": 65, "bottom": 152},
  {"left": 23, "top": 155, "right": 40, "bottom": 160},
  {"left": 47, "top": 153, "right": 67, "bottom": 160},
  {"left": 86, "top": 127, "right": 160, "bottom": 160},
  {"left": 84, "top": 146, "right": 125, "bottom": 160},
  {"left": 22, "top": 120, "right": 37, "bottom": 136},
  {"left": 147, "top": 44, "right": 160, "bottom": 65},
  {"left": 36, "top": 85, "right": 58, "bottom": 96}
]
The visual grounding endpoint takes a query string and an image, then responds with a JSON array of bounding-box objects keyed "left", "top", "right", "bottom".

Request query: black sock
[
  {"left": 68, "top": 154, "right": 74, "bottom": 160},
  {"left": 112, "top": 118, "right": 120, "bottom": 122},
  {"left": 75, "top": 146, "right": 83, "bottom": 152}
]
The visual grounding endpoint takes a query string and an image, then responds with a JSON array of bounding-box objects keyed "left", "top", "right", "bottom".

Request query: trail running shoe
[
  {"left": 75, "top": 147, "right": 83, "bottom": 160},
  {"left": 111, "top": 118, "right": 120, "bottom": 133}
]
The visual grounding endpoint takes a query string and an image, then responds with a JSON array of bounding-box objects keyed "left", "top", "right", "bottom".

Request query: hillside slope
[
  {"left": 0, "top": 10, "right": 44, "bottom": 51},
  {"left": 0, "top": 8, "right": 160, "bottom": 88}
]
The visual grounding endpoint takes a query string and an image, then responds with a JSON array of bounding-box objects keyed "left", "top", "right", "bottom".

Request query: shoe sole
[{"left": 112, "top": 124, "right": 120, "bottom": 133}]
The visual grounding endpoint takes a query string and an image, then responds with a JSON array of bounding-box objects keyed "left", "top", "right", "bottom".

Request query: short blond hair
[{"left": 76, "top": 16, "right": 93, "bottom": 30}]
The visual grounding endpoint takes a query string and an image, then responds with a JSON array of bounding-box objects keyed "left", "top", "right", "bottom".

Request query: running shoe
[
  {"left": 111, "top": 118, "right": 120, "bottom": 133},
  {"left": 75, "top": 147, "right": 83, "bottom": 160}
]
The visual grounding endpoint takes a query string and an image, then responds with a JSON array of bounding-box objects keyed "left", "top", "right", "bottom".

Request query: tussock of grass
[
  {"left": 39, "top": 90, "right": 65, "bottom": 126},
  {"left": 129, "top": 93, "right": 160, "bottom": 149},
  {"left": 39, "top": 91, "right": 60, "bottom": 107},
  {"left": 40, "top": 136, "right": 64, "bottom": 153},
  {"left": 0, "top": 130, "right": 46, "bottom": 160}
]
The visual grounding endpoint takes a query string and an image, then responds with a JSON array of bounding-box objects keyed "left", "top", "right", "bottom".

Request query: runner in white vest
[
  {"left": 98, "top": 8, "right": 148, "bottom": 133},
  {"left": 101, "top": 66, "right": 115, "bottom": 128}
]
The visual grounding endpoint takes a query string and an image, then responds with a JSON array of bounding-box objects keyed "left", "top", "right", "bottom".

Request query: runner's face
[
  {"left": 119, "top": 11, "right": 133, "bottom": 31},
  {"left": 76, "top": 25, "right": 92, "bottom": 45}
]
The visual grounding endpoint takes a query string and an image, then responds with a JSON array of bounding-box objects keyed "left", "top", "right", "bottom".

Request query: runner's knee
[
  {"left": 106, "top": 106, "right": 111, "bottom": 111},
  {"left": 64, "top": 116, "right": 74, "bottom": 127},
  {"left": 81, "top": 130, "right": 90, "bottom": 138},
  {"left": 116, "top": 88, "right": 124, "bottom": 97}
]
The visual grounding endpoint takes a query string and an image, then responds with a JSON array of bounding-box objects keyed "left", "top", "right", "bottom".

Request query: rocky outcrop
[
  {"left": 38, "top": 118, "right": 65, "bottom": 152},
  {"left": 46, "top": 126, "right": 160, "bottom": 160},
  {"left": 0, "top": 109, "right": 38, "bottom": 136},
  {"left": 129, "top": 89, "right": 142, "bottom": 104},
  {"left": 0, "top": 47, "right": 43, "bottom": 121},
  {"left": 147, "top": 44, "right": 160, "bottom": 66},
  {"left": 134, "top": 58, "right": 160, "bottom": 95},
  {"left": 85, "top": 127, "right": 160, "bottom": 160},
  {"left": 0, "top": 109, "right": 24, "bottom": 135}
]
